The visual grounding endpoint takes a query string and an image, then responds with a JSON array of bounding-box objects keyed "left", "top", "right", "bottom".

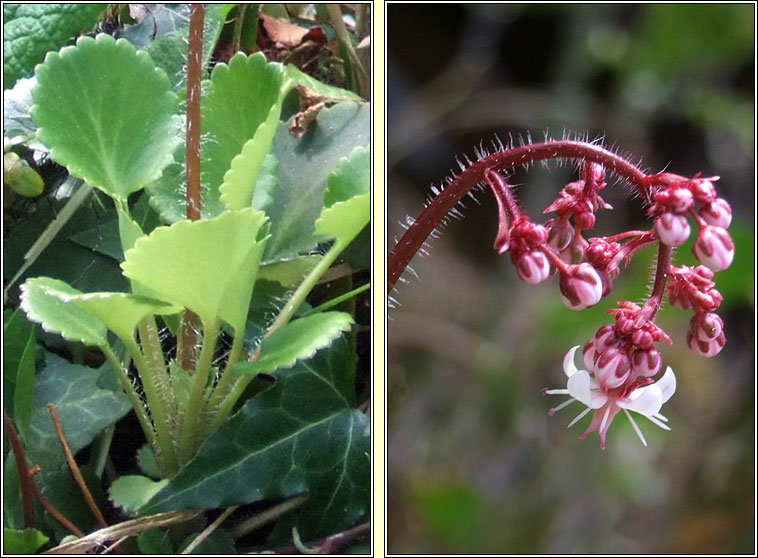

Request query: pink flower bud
[
  {"left": 515, "top": 250, "right": 551, "bottom": 285},
  {"left": 698, "top": 198, "right": 732, "bottom": 229},
  {"left": 575, "top": 211, "right": 595, "bottom": 230},
  {"left": 525, "top": 223, "right": 548, "bottom": 245},
  {"left": 689, "top": 312, "right": 724, "bottom": 342},
  {"left": 667, "top": 286, "right": 692, "bottom": 310},
  {"left": 668, "top": 187, "right": 694, "bottom": 213},
  {"left": 631, "top": 328, "right": 654, "bottom": 350},
  {"left": 692, "top": 226, "right": 734, "bottom": 271},
  {"left": 594, "top": 324, "right": 621, "bottom": 350},
  {"left": 655, "top": 213, "right": 691, "bottom": 246},
  {"left": 547, "top": 218, "right": 573, "bottom": 252},
  {"left": 594, "top": 347, "right": 631, "bottom": 389},
  {"left": 631, "top": 348, "right": 662, "bottom": 378},
  {"left": 583, "top": 339, "right": 597, "bottom": 371},
  {"left": 689, "top": 179, "right": 717, "bottom": 204},
  {"left": 560, "top": 263, "right": 603, "bottom": 311},
  {"left": 687, "top": 330, "right": 725, "bottom": 358}
]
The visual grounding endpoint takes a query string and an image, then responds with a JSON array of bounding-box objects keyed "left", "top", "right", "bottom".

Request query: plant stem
[
  {"left": 101, "top": 346, "right": 157, "bottom": 450},
  {"left": 138, "top": 317, "right": 174, "bottom": 416},
  {"left": 303, "top": 282, "right": 370, "bottom": 316},
  {"left": 635, "top": 241, "right": 672, "bottom": 328},
  {"left": 124, "top": 338, "right": 179, "bottom": 477},
  {"left": 388, "top": 140, "right": 648, "bottom": 292},
  {"left": 178, "top": 4, "right": 205, "bottom": 372},
  {"left": 208, "top": 240, "right": 350, "bottom": 432},
  {"left": 3, "top": 412, "right": 34, "bottom": 528},
  {"left": 177, "top": 320, "right": 219, "bottom": 464},
  {"left": 185, "top": 4, "right": 204, "bottom": 222}
]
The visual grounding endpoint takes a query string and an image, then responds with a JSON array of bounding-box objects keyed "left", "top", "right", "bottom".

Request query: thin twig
[
  {"left": 3, "top": 412, "right": 35, "bottom": 527},
  {"left": 230, "top": 493, "right": 309, "bottom": 539},
  {"left": 182, "top": 505, "right": 239, "bottom": 554},
  {"left": 32, "top": 481, "right": 86, "bottom": 538},
  {"left": 48, "top": 404, "right": 108, "bottom": 529}
]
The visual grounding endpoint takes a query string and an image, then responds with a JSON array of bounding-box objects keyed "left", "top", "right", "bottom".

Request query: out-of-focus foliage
[{"left": 387, "top": 4, "right": 754, "bottom": 554}]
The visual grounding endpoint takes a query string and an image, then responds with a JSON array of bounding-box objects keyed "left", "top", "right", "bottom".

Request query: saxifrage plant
[
  {"left": 389, "top": 133, "right": 734, "bottom": 449},
  {"left": 5, "top": 4, "right": 369, "bottom": 553}
]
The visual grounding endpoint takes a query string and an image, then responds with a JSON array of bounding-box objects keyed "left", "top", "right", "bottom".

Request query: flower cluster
[
  {"left": 646, "top": 173, "right": 734, "bottom": 270},
  {"left": 482, "top": 161, "right": 734, "bottom": 448}
]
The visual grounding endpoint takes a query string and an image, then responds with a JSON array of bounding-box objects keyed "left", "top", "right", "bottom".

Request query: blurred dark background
[{"left": 387, "top": 4, "right": 754, "bottom": 554}]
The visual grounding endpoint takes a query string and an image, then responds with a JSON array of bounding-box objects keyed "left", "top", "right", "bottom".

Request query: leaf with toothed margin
[
  {"left": 264, "top": 103, "right": 370, "bottom": 260},
  {"left": 19, "top": 277, "right": 180, "bottom": 346},
  {"left": 20, "top": 278, "right": 108, "bottom": 348},
  {"left": 314, "top": 146, "right": 370, "bottom": 245},
  {"left": 121, "top": 209, "right": 269, "bottom": 335},
  {"left": 31, "top": 34, "right": 181, "bottom": 201},
  {"left": 233, "top": 312, "right": 353, "bottom": 376},
  {"left": 141, "top": 337, "right": 370, "bottom": 539},
  {"left": 146, "top": 52, "right": 284, "bottom": 222}
]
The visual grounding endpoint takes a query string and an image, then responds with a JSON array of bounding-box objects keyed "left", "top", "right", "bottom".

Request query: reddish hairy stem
[
  {"left": 388, "top": 140, "right": 648, "bottom": 292},
  {"left": 179, "top": 4, "right": 205, "bottom": 372},
  {"left": 185, "top": 3, "right": 204, "bottom": 221},
  {"left": 635, "top": 241, "right": 672, "bottom": 327}
]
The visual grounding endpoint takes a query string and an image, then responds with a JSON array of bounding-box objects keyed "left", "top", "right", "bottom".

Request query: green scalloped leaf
[
  {"left": 3, "top": 3, "right": 107, "bottom": 88},
  {"left": 20, "top": 277, "right": 179, "bottom": 347},
  {"left": 219, "top": 98, "right": 284, "bottom": 211},
  {"left": 314, "top": 146, "right": 370, "bottom": 244},
  {"left": 31, "top": 34, "right": 181, "bottom": 201},
  {"left": 20, "top": 277, "right": 108, "bottom": 348},
  {"left": 109, "top": 476, "right": 169, "bottom": 516},
  {"left": 121, "top": 209, "right": 269, "bottom": 334},
  {"left": 147, "top": 52, "right": 284, "bottom": 223},
  {"left": 285, "top": 64, "right": 363, "bottom": 101},
  {"left": 141, "top": 337, "right": 369, "bottom": 540},
  {"left": 60, "top": 292, "right": 180, "bottom": 344},
  {"left": 264, "top": 102, "right": 370, "bottom": 260},
  {"left": 235, "top": 312, "right": 353, "bottom": 376}
]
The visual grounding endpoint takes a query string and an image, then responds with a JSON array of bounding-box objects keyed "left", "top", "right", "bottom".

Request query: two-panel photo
[{"left": 1, "top": 2, "right": 754, "bottom": 556}]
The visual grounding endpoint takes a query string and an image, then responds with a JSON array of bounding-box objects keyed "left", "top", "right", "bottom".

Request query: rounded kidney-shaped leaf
[{"left": 32, "top": 34, "right": 181, "bottom": 200}]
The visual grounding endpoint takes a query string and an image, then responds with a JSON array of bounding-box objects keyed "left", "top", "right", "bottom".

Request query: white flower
[{"left": 545, "top": 346, "right": 677, "bottom": 449}]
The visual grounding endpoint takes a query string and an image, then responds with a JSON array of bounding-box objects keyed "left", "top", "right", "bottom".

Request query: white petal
[
  {"left": 656, "top": 366, "right": 677, "bottom": 404},
  {"left": 567, "top": 370, "right": 606, "bottom": 408},
  {"left": 618, "top": 384, "right": 663, "bottom": 416},
  {"left": 563, "top": 346, "right": 581, "bottom": 377}
]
